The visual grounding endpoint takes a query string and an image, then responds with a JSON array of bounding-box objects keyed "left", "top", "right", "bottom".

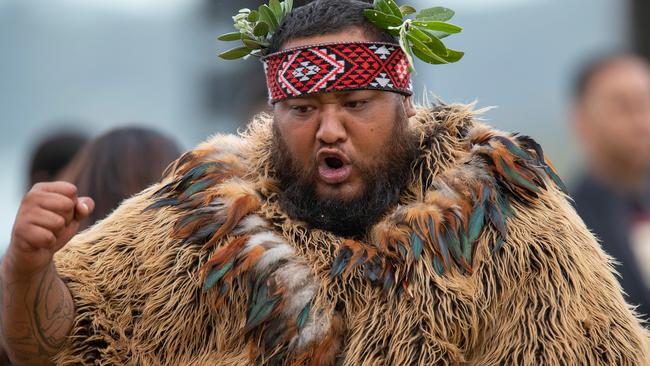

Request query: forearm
[{"left": 0, "top": 258, "right": 74, "bottom": 365}]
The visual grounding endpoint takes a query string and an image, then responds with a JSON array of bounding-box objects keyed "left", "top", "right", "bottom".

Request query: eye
[
  {"left": 291, "top": 105, "right": 315, "bottom": 114},
  {"left": 344, "top": 100, "right": 367, "bottom": 109}
]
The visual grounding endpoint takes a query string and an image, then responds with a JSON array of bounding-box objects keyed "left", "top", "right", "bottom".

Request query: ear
[{"left": 402, "top": 96, "right": 417, "bottom": 117}]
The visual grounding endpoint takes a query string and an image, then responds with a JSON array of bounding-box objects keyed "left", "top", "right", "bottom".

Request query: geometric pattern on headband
[{"left": 262, "top": 42, "right": 413, "bottom": 103}]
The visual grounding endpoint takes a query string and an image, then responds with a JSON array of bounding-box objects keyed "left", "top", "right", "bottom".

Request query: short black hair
[
  {"left": 267, "top": 0, "right": 396, "bottom": 54},
  {"left": 572, "top": 52, "right": 649, "bottom": 101}
]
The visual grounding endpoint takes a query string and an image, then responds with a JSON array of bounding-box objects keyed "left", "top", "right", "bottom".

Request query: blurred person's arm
[{"left": 0, "top": 182, "right": 93, "bottom": 365}]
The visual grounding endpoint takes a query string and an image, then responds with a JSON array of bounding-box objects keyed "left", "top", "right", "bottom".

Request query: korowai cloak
[{"left": 53, "top": 104, "right": 650, "bottom": 365}]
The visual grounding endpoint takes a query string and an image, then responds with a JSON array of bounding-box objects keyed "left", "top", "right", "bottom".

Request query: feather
[
  {"left": 330, "top": 246, "right": 352, "bottom": 278},
  {"left": 296, "top": 302, "right": 311, "bottom": 330},
  {"left": 246, "top": 282, "right": 281, "bottom": 330},
  {"left": 432, "top": 256, "right": 445, "bottom": 276},
  {"left": 143, "top": 197, "right": 179, "bottom": 211},
  {"left": 544, "top": 158, "right": 568, "bottom": 194},
  {"left": 203, "top": 193, "right": 260, "bottom": 250},
  {"left": 494, "top": 135, "right": 532, "bottom": 161},
  {"left": 427, "top": 217, "right": 449, "bottom": 268},
  {"left": 203, "top": 261, "right": 234, "bottom": 292},
  {"left": 410, "top": 231, "right": 423, "bottom": 260},
  {"left": 493, "top": 236, "right": 505, "bottom": 253}
]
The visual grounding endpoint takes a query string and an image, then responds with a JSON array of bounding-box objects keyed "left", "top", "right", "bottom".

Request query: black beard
[{"left": 270, "top": 117, "right": 420, "bottom": 238}]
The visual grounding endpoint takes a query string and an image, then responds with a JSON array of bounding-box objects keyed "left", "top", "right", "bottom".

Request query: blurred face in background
[{"left": 575, "top": 56, "right": 650, "bottom": 180}]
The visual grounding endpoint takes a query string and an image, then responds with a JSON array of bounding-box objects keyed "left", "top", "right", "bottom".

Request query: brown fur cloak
[{"left": 53, "top": 105, "right": 650, "bottom": 365}]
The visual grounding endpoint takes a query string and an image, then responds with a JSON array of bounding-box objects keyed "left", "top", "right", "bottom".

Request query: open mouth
[
  {"left": 324, "top": 157, "right": 344, "bottom": 169},
  {"left": 317, "top": 150, "right": 352, "bottom": 184}
]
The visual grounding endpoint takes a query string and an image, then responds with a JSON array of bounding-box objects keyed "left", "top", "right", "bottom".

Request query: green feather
[
  {"left": 493, "top": 236, "right": 505, "bottom": 253},
  {"left": 246, "top": 297, "right": 280, "bottom": 330},
  {"left": 499, "top": 157, "right": 540, "bottom": 193},
  {"left": 410, "top": 231, "right": 423, "bottom": 260},
  {"left": 495, "top": 136, "right": 531, "bottom": 161},
  {"left": 544, "top": 165, "right": 568, "bottom": 194},
  {"left": 143, "top": 197, "right": 179, "bottom": 211},
  {"left": 431, "top": 219, "right": 450, "bottom": 266},
  {"left": 203, "top": 261, "right": 234, "bottom": 292},
  {"left": 296, "top": 302, "right": 311, "bottom": 329},
  {"left": 330, "top": 247, "right": 352, "bottom": 277},
  {"left": 468, "top": 202, "right": 485, "bottom": 245},
  {"left": 444, "top": 227, "right": 463, "bottom": 264},
  {"left": 432, "top": 256, "right": 444, "bottom": 275},
  {"left": 181, "top": 178, "right": 213, "bottom": 198}
]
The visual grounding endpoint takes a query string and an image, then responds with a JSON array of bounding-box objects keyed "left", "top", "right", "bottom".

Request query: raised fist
[{"left": 5, "top": 181, "right": 94, "bottom": 276}]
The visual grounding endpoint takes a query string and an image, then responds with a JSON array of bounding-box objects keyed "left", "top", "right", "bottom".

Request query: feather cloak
[{"left": 53, "top": 104, "right": 650, "bottom": 365}]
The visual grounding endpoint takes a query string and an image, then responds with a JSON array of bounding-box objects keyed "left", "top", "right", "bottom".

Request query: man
[
  {"left": 1, "top": 1, "right": 648, "bottom": 365},
  {"left": 572, "top": 53, "right": 650, "bottom": 321}
]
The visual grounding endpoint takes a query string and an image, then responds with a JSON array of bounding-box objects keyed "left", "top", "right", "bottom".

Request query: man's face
[
  {"left": 270, "top": 28, "right": 418, "bottom": 236},
  {"left": 577, "top": 57, "right": 650, "bottom": 173}
]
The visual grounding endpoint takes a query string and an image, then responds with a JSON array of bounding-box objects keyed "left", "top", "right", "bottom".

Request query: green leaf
[
  {"left": 247, "top": 10, "right": 259, "bottom": 22},
  {"left": 384, "top": 0, "right": 403, "bottom": 19},
  {"left": 399, "top": 27, "right": 415, "bottom": 72},
  {"left": 374, "top": 0, "right": 394, "bottom": 17},
  {"left": 242, "top": 38, "right": 264, "bottom": 49},
  {"left": 282, "top": 0, "right": 293, "bottom": 15},
  {"left": 409, "top": 27, "right": 447, "bottom": 56},
  {"left": 412, "top": 46, "right": 463, "bottom": 65},
  {"left": 219, "top": 46, "right": 252, "bottom": 60},
  {"left": 253, "top": 21, "right": 269, "bottom": 37},
  {"left": 439, "top": 49, "right": 464, "bottom": 63},
  {"left": 412, "top": 21, "right": 462, "bottom": 34},
  {"left": 217, "top": 32, "right": 242, "bottom": 41},
  {"left": 424, "top": 30, "right": 451, "bottom": 39},
  {"left": 259, "top": 5, "right": 279, "bottom": 32},
  {"left": 415, "top": 6, "right": 455, "bottom": 21},
  {"left": 408, "top": 26, "right": 431, "bottom": 43},
  {"left": 399, "top": 5, "right": 417, "bottom": 16},
  {"left": 406, "top": 32, "right": 448, "bottom": 64},
  {"left": 269, "top": 0, "right": 283, "bottom": 19},
  {"left": 363, "top": 9, "right": 403, "bottom": 28}
]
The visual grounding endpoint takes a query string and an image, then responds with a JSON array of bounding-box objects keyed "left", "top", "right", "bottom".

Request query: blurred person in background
[
  {"left": 571, "top": 53, "right": 650, "bottom": 320},
  {"left": 26, "top": 131, "right": 88, "bottom": 190},
  {"left": 56, "top": 126, "right": 182, "bottom": 231},
  {"left": 0, "top": 126, "right": 181, "bottom": 366}
]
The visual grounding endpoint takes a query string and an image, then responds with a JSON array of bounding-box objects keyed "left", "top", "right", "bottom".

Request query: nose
[{"left": 316, "top": 107, "right": 347, "bottom": 145}]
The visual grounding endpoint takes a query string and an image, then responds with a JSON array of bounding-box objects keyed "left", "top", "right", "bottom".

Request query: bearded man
[{"left": 1, "top": 0, "right": 648, "bottom": 365}]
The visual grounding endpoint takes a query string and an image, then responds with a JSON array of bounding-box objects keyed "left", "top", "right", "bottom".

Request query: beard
[{"left": 270, "top": 111, "right": 420, "bottom": 238}]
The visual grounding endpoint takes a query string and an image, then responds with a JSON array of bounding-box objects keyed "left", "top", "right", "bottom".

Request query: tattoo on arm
[{"left": 0, "top": 265, "right": 75, "bottom": 364}]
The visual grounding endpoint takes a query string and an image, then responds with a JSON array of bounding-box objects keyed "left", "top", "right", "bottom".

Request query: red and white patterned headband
[{"left": 262, "top": 41, "right": 413, "bottom": 103}]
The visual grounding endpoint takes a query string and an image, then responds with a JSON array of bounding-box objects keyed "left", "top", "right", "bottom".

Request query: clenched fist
[{"left": 5, "top": 181, "right": 94, "bottom": 276}]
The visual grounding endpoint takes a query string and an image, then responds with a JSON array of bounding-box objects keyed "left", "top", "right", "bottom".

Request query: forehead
[
  {"left": 588, "top": 58, "right": 650, "bottom": 96},
  {"left": 281, "top": 26, "right": 371, "bottom": 50}
]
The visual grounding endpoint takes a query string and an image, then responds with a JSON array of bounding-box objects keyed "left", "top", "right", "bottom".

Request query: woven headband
[{"left": 262, "top": 42, "right": 413, "bottom": 103}]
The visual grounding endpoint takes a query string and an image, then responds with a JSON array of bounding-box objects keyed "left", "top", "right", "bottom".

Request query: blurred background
[{"left": 0, "top": 0, "right": 648, "bottom": 252}]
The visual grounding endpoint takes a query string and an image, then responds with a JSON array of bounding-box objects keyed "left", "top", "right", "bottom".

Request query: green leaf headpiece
[{"left": 218, "top": 0, "right": 463, "bottom": 72}]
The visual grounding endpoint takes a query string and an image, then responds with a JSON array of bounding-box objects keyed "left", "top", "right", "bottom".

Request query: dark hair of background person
[
  {"left": 572, "top": 51, "right": 650, "bottom": 101},
  {"left": 267, "top": 0, "right": 396, "bottom": 54},
  {"left": 58, "top": 127, "right": 182, "bottom": 231},
  {"left": 27, "top": 131, "right": 88, "bottom": 190}
]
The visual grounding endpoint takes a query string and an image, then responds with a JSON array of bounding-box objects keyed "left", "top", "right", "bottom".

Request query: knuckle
[{"left": 54, "top": 215, "right": 66, "bottom": 229}]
